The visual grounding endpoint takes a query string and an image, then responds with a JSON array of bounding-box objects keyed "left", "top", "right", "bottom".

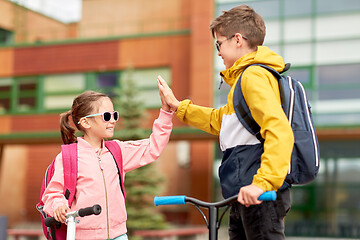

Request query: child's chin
[{"left": 104, "top": 132, "right": 114, "bottom": 138}]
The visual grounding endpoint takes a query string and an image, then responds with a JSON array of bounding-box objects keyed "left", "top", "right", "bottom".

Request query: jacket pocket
[{"left": 219, "top": 143, "right": 263, "bottom": 199}]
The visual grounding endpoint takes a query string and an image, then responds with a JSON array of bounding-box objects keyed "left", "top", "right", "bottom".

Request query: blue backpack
[{"left": 233, "top": 63, "right": 320, "bottom": 189}]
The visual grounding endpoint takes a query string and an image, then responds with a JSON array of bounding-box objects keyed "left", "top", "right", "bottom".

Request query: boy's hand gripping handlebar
[
  {"left": 154, "top": 191, "right": 276, "bottom": 240},
  {"left": 154, "top": 190, "right": 276, "bottom": 206},
  {"left": 258, "top": 190, "right": 277, "bottom": 201}
]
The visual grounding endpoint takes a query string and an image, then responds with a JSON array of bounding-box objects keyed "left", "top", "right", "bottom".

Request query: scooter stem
[{"left": 66, "top": 212, "right": 79, "bottom": 240}]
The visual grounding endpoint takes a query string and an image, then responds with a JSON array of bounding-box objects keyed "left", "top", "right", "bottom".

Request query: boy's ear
[{"left": 235, "top": 33, "right": 245, "bottom": 45}]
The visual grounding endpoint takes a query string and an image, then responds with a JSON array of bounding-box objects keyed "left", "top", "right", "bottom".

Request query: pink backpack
[{"left": 36, "top": 141, "right": 124, "bottom": 240}]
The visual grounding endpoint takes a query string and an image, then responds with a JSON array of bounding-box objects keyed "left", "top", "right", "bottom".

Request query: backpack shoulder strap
[
  {"left": 233, "top": 64, "right": 263, "bottom": 141},
  {"left": 105, "top": 141, "right": 126, "bottom": 200},
  {"left": 252, "top": 63, "right": 282, "bottom": 79},
  {"left": 233, "top": 63, "right": 285, "bottom": 142},
  {"left": 61, "top": 143, "right": 78, "bottom": 207}
]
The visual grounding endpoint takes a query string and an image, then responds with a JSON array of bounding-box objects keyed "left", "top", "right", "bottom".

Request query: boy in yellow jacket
[{"left": 158, "top": 4, "right": 294, "bottom": 240}]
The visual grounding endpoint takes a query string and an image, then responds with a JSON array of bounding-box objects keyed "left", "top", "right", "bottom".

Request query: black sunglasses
[{"left": 78, "top": 111, "right": 119, "bottom": 124}]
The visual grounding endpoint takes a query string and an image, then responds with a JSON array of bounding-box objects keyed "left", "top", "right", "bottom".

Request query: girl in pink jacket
[{"left": 42, "top": 89, "right": 174, "bottom": 240}]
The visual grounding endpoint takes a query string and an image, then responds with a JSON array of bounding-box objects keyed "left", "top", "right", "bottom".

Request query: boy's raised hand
[{"left": 157, "top": 75, "right": 180, "bottom": 112}]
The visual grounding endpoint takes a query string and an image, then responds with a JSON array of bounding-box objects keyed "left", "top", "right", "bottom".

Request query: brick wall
[
  {"left": 0, "top": 48, "right": 14, "bottom": 77},
  {"left": 14, "top": 41, "right": 119, "bottom": 76}
]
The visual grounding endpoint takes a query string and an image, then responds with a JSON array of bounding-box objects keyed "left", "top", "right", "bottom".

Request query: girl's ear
[{"left": 79, "top": 118, "right": 91, "bottom": 129}]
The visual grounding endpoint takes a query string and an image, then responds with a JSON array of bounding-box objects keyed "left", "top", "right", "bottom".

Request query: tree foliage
[{"left": 113, "top": 68, "right": 167, "bottom": 237}]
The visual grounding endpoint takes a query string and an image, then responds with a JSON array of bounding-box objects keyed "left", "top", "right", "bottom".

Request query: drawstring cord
[{"left": 218, "top": 76, "right": 224, "bottom": 90}]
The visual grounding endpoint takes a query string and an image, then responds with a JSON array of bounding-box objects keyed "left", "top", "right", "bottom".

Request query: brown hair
[
  {"left": 60, "top": 91, "right": 109, "bottom": 144},
  {"left": 209, "top": 5, "right": 266, "bottom": 49}
]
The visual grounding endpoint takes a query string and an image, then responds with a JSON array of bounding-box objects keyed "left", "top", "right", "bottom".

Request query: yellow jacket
[{"left": 176, "top": 46, "right": 294, "bottom": 191}]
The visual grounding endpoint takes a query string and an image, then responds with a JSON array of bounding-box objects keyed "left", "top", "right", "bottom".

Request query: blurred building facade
[
  {"left": 0, "top": 0, "right": 360, "bottom": 238},
  {"left": 0, "top": 0, "right": 215, "bottom": 227}
]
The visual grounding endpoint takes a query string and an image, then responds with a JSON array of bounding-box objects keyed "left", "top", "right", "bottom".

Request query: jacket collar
[
  {"left": 77, "top": 137, "right": 108, "bottom": 154},
  {"left": 220, "top": 46, "right": 285, "bottom": 87}
]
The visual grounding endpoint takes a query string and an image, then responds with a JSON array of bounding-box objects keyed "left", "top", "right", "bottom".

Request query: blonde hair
[
  {"left": 210, "top": 5, "right": 266, "bottom": 49},
  {"left": 60, "top": 91, "right": 109, "bottom": 144}
]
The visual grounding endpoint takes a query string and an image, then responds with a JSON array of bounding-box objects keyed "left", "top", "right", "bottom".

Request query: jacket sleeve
[
  {"left": 42, "top": 153, "right": 68, "bottom": 216},
  {"left": 175, "top": 99, "right": 224, "bottom": 136},
  {"left": 118, "top": 109, "right": 174, "bottom": 173},
  {"left": 242, "top": 67, "right": 294, "bottom": 191}
]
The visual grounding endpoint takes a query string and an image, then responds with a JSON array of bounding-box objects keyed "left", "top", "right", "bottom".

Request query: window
[
  {"left": 217, "top": 0, "right": 280, "bottom": 19},
  {"left": 287, "top": 67, "right": 311, "bottom": 86},
  {"left": 317, "top": 0, "right": 360, "bottom": 14},
  {"left": 287, "top": 154, "right": 360, "bottom": 238},
  {"left": 317, "top": 63, "right": 360, "bottom": 100},
  {"left": 315, "top": 14, "right": 360, "bottom": 41},
  {"left": 16, "top": 77, "right": 37, "bottom": 112},
  {"left": 44, "top": 74, "right": 85, "bottom": 93},
  {"left": 314, "top": 64, "right": 360, "bottom": 126},
  {"left": 264, "top": 20, "right": 281, "bottom": 44},
  {"left": 284, "top": 43, "right": 312, "bottom": 65},
  {"left": 1, "top": 67, "right": 171, "bottom": 115},
  {"left": 44, "top": 74, "right": 85, "bottom": 111},
  {"left": 0, "top": 78, "right": 39, "bottom": 113},
  {"left": 0, "top": 79, "right": 11, "bottom": 113},
  {"left": 121, "top": 68, "right": 171, "bottom": 108},
  {"left": 318, "top": 63, "right": 360, "bottom": 86},
  {"left": 95, "top": 72, "right": 119, "bottom": 98},
  {"left": 284, "top": 0, "right": 312, "bottom": 17},
  {"left": 284, "top": 19, "right": 312, "bottom": 43},
  {"left": 0, "top": 28, "right": 13, "bottom": 45}
]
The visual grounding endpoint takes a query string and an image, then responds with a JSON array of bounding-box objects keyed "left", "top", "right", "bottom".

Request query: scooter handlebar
[
  {"left": 154, "top": 195, "right": 186, "bottom": 206},
  {"left": 44, "top": 216, "right": 60, "bottom": 228},
  {"left": 78, "top": 204, "right": 102, "bottom": 217},
  {"left": 44, "top": 204, "right": 102, "bottom": 227},
  {"left": 258, "top": 191, "right": 277, "bottom": 201},
  {"left": 154, "top": 191, "right": 276, "bottom": 207}
]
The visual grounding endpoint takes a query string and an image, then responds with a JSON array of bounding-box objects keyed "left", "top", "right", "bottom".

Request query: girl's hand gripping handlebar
[{"left": 44, "top": 204, "right": 102, "bottom": 227}]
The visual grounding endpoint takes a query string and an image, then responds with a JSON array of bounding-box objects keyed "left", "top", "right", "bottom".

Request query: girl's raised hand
[
  {"left": 158, "top": 82, "right": 171, "bottom": 112},
  {"left": 157, "top": 75, "right": 180, "bottom": 112}
]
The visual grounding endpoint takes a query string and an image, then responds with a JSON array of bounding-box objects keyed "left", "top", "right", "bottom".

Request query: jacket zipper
[{"left": 98, "top": 152, "right": 110, "bottom": 239}]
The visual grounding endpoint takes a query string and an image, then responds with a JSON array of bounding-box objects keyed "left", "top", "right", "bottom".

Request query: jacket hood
[{"left": 220, "top": 46, "right": 285, "bottom": 87}]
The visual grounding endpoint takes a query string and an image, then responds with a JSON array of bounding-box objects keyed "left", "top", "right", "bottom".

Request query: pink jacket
[{"left": 42, "top": 109, "right": 174, "bottom": 240}]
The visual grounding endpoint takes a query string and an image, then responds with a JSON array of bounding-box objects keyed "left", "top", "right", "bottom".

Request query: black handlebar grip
[
  {"left": 44, "top": 217, "right": 60, "bottom": 227},
  {"left": 78, "top": 204, "right": 102, "bottom": 217}
]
